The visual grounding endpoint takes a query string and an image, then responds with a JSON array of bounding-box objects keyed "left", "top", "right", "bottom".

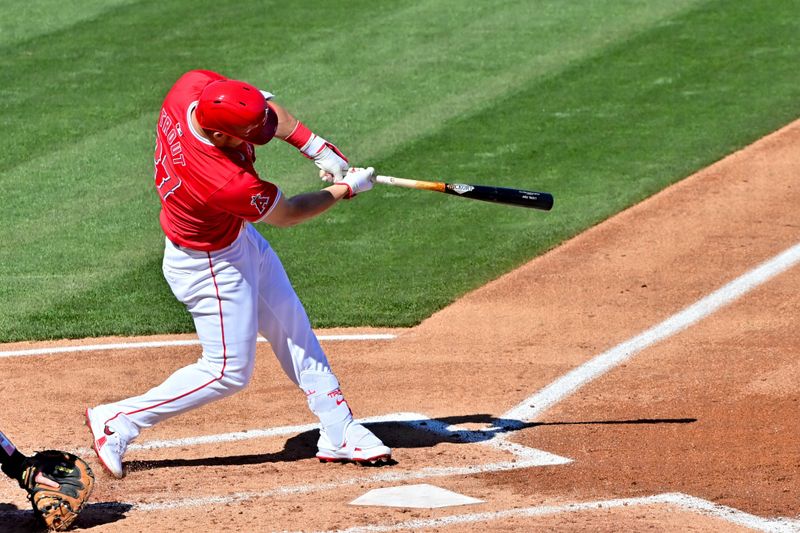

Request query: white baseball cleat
[
  {"left": 85, "top": 407, "right": 128, "bottom": 478},
  {"left": 316, "top": 421, "right": 391, "bottom": 464}
]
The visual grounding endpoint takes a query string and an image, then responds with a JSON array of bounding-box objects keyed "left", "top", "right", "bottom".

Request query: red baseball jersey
[{"left": 154, "top": 70, "right": 281, "bottom": 251}]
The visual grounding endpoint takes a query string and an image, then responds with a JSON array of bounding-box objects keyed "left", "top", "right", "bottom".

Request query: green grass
[{"left": 1, "top": 0, "right": 799, "bottom": 341}]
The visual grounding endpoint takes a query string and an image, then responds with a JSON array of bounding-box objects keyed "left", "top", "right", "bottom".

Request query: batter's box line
[
  {"left": 64, "top": 412, "right": 569, "bottom": 513},
  {"left": 9, "top": 491, "right": 793, "bottom": 532},
  {"left": 286, "top": 492, "right": 800, "bottom": 533},
  {"left": 72, "top": 411, "right": 570, "bottom": 466},
  {"left": 0, "top": 333, "right": 397, "bottom": 359}
]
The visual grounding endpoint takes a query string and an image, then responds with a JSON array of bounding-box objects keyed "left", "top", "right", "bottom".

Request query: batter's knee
[
  {"left": 218, "top": 362, "right": 255, "bottom": 393},
  {"left": 198, "top": 354, "right": 255, "bottom": 396}
]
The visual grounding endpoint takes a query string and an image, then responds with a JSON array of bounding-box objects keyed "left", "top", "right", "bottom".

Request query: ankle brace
[{"left": 300, "top": 370, "right": 353, "bottom": 447}]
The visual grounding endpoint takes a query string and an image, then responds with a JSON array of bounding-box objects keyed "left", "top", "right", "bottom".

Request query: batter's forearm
[
  {"left": 286, "top": 190, "right": 339, "bottom": 222},
  {"left": 269, "top": 185, "right": 351, "bottom": 227},
  {"left": 268, "top": 101, "right": 349, "bottom": 179},
  {"left": 266, "top": 101, "right": 299, "bottom": 140}
]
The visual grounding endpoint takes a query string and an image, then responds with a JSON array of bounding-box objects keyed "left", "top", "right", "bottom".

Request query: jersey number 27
[{"left": 154, "top": 138, "right": 182, "bottom": 201}]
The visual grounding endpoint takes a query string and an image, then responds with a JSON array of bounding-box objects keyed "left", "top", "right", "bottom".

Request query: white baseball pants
[{"left": 97, "top": 224, "right": 353, "bottom": 446}]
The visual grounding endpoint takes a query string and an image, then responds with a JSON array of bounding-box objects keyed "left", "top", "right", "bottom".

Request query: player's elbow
[
  {"left": 263, "top": 215, "right": 301, "bottom": 228},
  {"left": 262, "top": 198, "right": 310, "bottom": 227}
]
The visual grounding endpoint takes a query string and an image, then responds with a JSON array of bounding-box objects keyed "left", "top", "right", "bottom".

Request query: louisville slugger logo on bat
[
  {"left": 376, "top": 175, "right": 553, "bottom": 211},
  {"left": 447, "top": 183, "right": 475, "bottom": 194}
]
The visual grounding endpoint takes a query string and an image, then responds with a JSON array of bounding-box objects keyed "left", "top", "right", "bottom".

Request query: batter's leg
[
  {"left": 87, "top": 232, "right": 261, "bottom": 476},
  {"left": 252, "top": 229, "right": 390, "bottom": 462}
]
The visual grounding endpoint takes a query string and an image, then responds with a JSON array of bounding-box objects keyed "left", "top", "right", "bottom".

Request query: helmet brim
[
  {"left": 239, "top": 105, "right": 278, "bottom": 145},
  {"left": 196, "top": 79, "right": 279, "bottom": 146}
]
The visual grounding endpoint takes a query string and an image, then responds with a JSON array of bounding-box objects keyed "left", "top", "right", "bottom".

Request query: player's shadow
[
  {"left": 70, "top": 501, "right": 133, "bottom": 530},
  {"left": 361, "top": 413, "right": 697, "bottom": 452},
  {"left": 125, "top": 413, "right": 695, "bottom": 474},
  {"left": 0, "top": 501, "right": 131, "bottom": 532},
  {"left": 125, "top": 428, "right": 322, "bottom": 473},
  {"left": 0, "top": 504, "right": 33, "bottom": 533}
]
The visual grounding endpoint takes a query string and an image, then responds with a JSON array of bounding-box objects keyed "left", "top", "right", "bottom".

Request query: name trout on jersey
[{"left": 155, "top": 109, "right": 184, "bottom": 201}]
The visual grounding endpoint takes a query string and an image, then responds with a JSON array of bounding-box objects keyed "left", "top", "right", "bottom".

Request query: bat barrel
[
  {"left": 375, "top": 175, "right": 553, "bottom": 211},
  {"left": 444, "top": 183, "right": 554, "bottom": 211}
]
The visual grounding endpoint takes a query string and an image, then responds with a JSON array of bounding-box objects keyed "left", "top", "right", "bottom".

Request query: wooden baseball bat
[{"left": 375, "top": 175, "right": 554, "bottom": 211}]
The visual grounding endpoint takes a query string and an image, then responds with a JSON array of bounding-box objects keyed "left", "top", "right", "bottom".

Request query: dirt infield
[{"left": 1, "top": 121, "right": 799, "bottom": 531}]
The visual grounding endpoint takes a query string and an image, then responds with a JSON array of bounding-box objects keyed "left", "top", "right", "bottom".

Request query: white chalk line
[
  {"left": 71, "top": 412, "right": 568, "bottom": 466},
  {"left": 502, "top": 241, "right": 800, "bottom": 424},
  {"left": 49, "top": 413, "right": 568, "bottom": 517},
  {"left": 60, "top": 241, "right": 800, "bottom": 529},
  {"left": 5, "top": 491, "right": 796, "bottom": 532},
  {"left": 132, "top": 458, "right": 553, "bottom": 512},
  {"left": 0, "top": 457, "right": 565, "bottom": 516},
  {"left": 0, "top": 333, "right": 397, "bottom": 358},
  {"left": 295, "top": 493, "right": 800, "bottom": 533},
  {"left": 0, "top": 413, "right": 568, "bottom": 520},
  {"left": 8, "top": 244, "right": 799, "bottom": 529},
  {"left": 72, "top": 413, "right": 406, "bottom": 454},
  {"left": 28, "top": 413, "right": 568, "bottom": 516}
]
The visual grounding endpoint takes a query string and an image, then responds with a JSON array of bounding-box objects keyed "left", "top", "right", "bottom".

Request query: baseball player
[
  {"left": 85, "top": 69, "right": 390, "bottom": 478},
  {"left": 1, "top": 429, "right": 94, "bottom": 530}
]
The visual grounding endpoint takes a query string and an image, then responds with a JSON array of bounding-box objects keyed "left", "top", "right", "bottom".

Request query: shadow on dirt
[
  {"left": 528, "top": 417, "right": 697, "bottom": 427},
  {"left": 1, "top": 414, "right": 694, "bottom": 529},
  {"left": 125, "top": 427, "right": 319, "bottom": 473},
  {"left": 0, "top": 501, "right": 131, "bottom": 532},
  {"left": 124, "top": 413, "right": 695, "bottom": 474}
]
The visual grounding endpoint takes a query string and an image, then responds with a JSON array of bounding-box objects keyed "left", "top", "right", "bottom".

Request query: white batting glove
[
  {"left": 302, "top": 135, "right": 350, "bottom": 179},
  {"left": 332, "top": 167, "right": 375, "bottom": 198},
  {"left": 285, "top": 121, "right": 350, "bottom": 179}
]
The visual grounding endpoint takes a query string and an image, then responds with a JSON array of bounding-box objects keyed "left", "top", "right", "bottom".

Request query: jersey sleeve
[{"left": 209, "top": 171, "right": 282, "bottom": 223}]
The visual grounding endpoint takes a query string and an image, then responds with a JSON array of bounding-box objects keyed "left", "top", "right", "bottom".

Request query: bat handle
[
  {"left": 375, "top": 175, "right": 445, "bottom": 192},
  {"left": 375, "top": 175, "right": 409, "bottom": 186}
]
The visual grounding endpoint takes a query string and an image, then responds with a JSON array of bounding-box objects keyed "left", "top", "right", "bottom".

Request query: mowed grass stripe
[
  {"left": 0, "top": 0, "right": 138, "bottom": 48},
  {"left": 326, "top": 0, "right": 707, "bottom": 166},
  {"left": 279, "top": 0, "right": 800, "bottom": 327},
  {"left": 0, "top": 1, "right": 702, "bottom": 339},
  {"left": 0, "top": 1, "right": 701, "bottom": 179},
  {"left": 3, "top": 1, "right": 800, "bottom": 339}
]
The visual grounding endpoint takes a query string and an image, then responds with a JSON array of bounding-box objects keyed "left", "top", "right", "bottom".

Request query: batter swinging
[{"left": 86, "top": 69, "right": 390, "bottom": 478}]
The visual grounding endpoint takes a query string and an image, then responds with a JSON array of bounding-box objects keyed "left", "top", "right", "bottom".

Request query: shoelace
[{"left": 103, "top": 429, "right": 128, "bottom": 454}]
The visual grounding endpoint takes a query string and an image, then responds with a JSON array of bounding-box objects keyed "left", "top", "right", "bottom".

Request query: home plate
[{"left": 350, "top": 483, "right": 484, "bottom": 508}]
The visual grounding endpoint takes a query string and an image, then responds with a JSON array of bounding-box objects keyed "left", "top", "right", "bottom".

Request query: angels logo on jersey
[{"left": 251, "top": 193, "right": 271, "bottom": 214}]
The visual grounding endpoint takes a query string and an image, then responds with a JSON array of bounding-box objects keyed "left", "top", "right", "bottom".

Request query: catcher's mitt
[{"left": 19, "top": 450, "right": 95, "bottom": 531}]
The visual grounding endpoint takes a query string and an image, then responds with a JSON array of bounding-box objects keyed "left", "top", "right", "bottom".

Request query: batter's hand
[
  {"left": 308, "top": 137, "right": 349, "bottom": 179},
  {"left": 331, "top": 167, "right": 375, "bottom": 198}
]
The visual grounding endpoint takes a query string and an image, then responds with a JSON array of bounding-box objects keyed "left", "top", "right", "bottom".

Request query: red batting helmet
[{"left": 196, "top": 79, "right": 278, "bottom": 145}]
